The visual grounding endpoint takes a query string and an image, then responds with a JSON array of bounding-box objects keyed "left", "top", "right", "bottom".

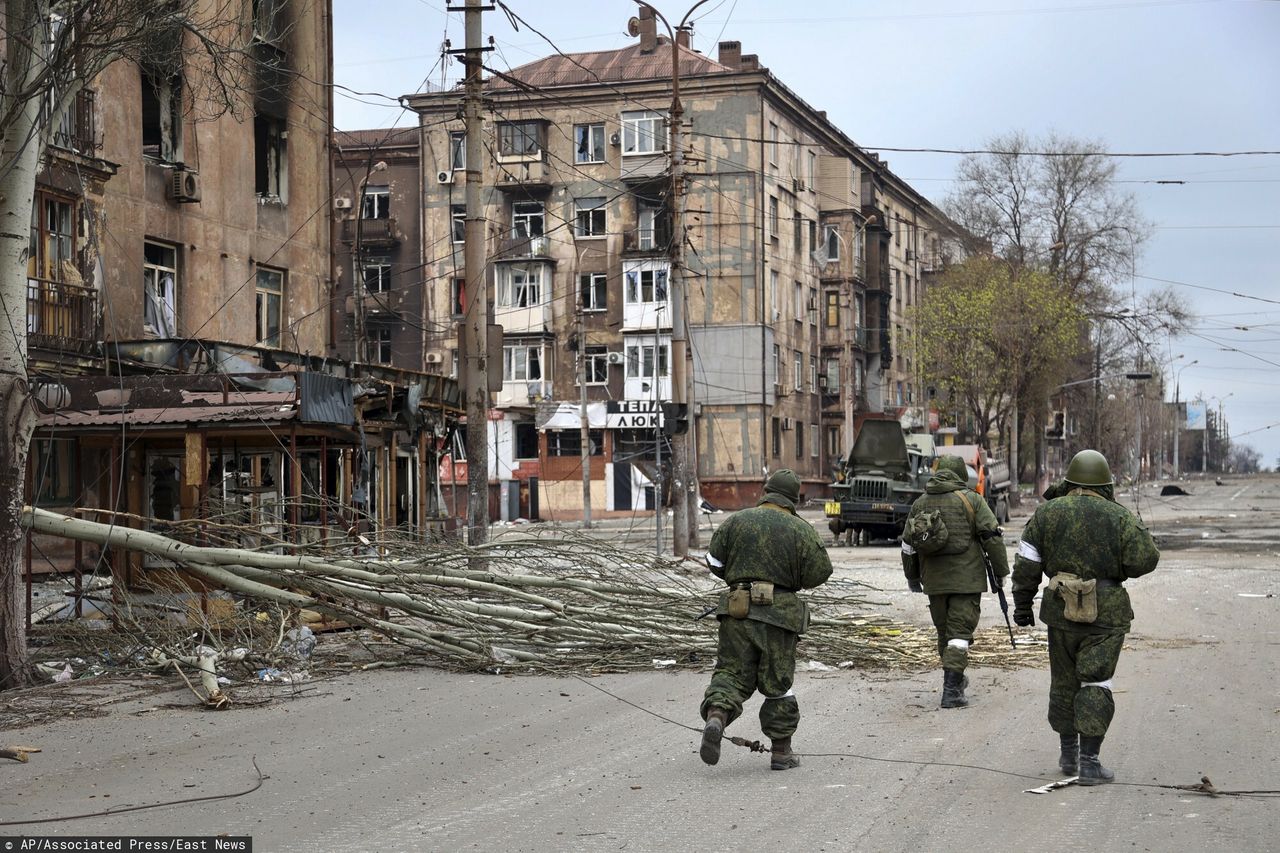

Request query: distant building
[{"left": 406, "top": 10, "right": 960, "bottom": 516}]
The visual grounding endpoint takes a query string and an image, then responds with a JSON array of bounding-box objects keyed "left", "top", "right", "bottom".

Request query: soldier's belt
[{"left": 1093, "top": 578, "right": 1122, "bottom": 589}]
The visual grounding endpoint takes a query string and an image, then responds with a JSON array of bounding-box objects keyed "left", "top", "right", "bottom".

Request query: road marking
[{"left": 1230, "top": 485, "right": 1250, "bottom": 501}]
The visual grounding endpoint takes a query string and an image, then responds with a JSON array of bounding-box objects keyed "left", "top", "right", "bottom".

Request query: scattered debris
[
  {"left": 1161, "top": 485, "right": 1191, "bottom": 496},
  {"left": 0, "top": 746, "right": 41, "bottom": 763},
  {"left": 1024, "top": 777, "right": 1077, "bottom": 794}
]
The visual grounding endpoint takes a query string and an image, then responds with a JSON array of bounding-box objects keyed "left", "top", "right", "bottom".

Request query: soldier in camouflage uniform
[
  {"left": 700, "top": 469, "right": 833, "bottom": 770},
  {"left": 1012, "top": 450, "right": 1159, "bottom": 785},
  {"left": 901, "top": 455, "right": 1009, "bottom": 708}
]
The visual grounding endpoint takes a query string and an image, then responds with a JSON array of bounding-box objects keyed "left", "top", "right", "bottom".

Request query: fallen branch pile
[{"left": 22, "top": 508, "right": 1035, "bottom": 675}]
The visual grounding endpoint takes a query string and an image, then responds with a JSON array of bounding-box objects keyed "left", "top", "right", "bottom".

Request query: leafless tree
[{"left": 0, "top": 0, "right": 256, "bottom": 689}]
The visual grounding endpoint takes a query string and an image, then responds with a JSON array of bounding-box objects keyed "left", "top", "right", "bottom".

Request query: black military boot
[
  {"left": 700, "top": 707, "right": 728, "bottom": 766},
  {"left": 1077, "top": 736, "right": 1115, "bottom": 785},
  {"left": 1059, "top": 732, "right": 1079, "bottom": 776},
  {"left": 770, "top": 736, "right": 800, "bottom": 770},
  {"left": 940, "top": 670, "right": 969, "bottom": 708}
]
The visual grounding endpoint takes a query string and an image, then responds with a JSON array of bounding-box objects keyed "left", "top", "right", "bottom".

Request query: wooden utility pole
[{"left": 461, "top": 0, "right": 490, "bottom": 546}]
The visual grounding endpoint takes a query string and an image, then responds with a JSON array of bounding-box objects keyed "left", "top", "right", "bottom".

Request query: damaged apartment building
[
  {"left": 23, "top": 0, "right": 461, "bottom": 610},
  {"left": 395, "top": 9, "right": 961, "bottom": 517}
]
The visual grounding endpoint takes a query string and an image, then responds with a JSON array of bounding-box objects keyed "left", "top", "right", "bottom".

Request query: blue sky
[{"left": 333, "top": 0, "right": 1280, "bottom": 468}]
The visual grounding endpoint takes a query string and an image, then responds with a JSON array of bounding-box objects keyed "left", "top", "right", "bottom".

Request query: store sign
[
  {"left": 605, "top": 400, "right": 664, "bottom": 429},
  {"left": 1185, "top": 401, "right": 1207, "bottom": 431}
]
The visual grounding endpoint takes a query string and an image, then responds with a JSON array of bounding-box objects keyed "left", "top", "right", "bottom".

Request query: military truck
[{"left": 825, "top": 418, "right": 935, "bottom": 546}]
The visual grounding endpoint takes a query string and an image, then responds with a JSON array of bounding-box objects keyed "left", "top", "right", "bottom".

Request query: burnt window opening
[
  {"left": 141, "top": 70, "right": 183, "bottom": 162},
  {"left": 361, "top": 185, "right": 390, "bottom": 219},
  {"left": 254, "top": 114, "right": 287, "bottom": 200},
  {"left": 252, "top": 0, "right": 287, "bottom": 45},
  {"left": 368, "top": 327, "right": 392, "bottom": 364},
  {"left": 548, "top": 430, "right": 604, "bottom": 457},
  {"left": 514, "top": 422, "right": 539, "bottom": 460}
]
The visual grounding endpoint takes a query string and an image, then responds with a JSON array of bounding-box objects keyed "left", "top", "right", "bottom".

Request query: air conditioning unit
[
  {"left": 792, "top": 178, "right": 804, "bottom": 193},
  {"left": 334, "top": 197, "right": 353, "bottom": 210},
  {"left": 781, "top": 417, "right": 794, "bottom": 431},
  {"left": 609, "top": 131, "right": 621, "bottom": 146},
  {"left": 437, "top": 170, "right": 454, "bottom": 185},
  {"left": 168, "top": 169, "right": 201, "bottom": 204},
  {"left": 424, "top": 350, "right": 445, "bottom": 365},
  {"left": 606, "top": 351, "right": 625, "bottom": 365},
  {"left": 905, "top": 249, "right": 916, "bottom": 261},
  {"left": 525, "top": 161, "right": 545, "bottom": 182}
]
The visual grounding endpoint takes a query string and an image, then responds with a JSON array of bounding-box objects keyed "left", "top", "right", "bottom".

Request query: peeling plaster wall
[{"left": 96, "top": 0, "right": 332, "bottom": 355}]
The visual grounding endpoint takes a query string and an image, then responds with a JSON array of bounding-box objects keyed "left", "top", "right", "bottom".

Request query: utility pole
[
  {"left": 460, "top": 0, "right": 489, "bottom": 546},
  {"left": 641, "top": 0, "right": 711, "bottom": 557},
  {"left": 577, "top": 288, "right": 592, "bottom": 528}
]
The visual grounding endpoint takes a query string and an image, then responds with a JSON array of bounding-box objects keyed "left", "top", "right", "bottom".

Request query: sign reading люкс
[{"left": 605, "top": 400, "right": 664, "bottom": 429}]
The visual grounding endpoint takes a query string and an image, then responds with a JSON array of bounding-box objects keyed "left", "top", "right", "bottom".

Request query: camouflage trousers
[
  {"left": 1047, "top": 627, "right": 1125, "bottom": 737},
  {"left": 927, "top": 593, "right": 982, "bottom": 673},
  {"left": 701, "top": 617, "right": 800, "bottom": 740}
]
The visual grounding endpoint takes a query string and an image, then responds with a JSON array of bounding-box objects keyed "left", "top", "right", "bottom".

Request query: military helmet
[
  {"left": 764, "top": 469, "right": 801, "bottom": 503},
  {"left": 933, "top": 455, "right": 967, "bottom": 479},
  {"left": 1064, "top": 449, "right": 1113, "bottom": 486}
]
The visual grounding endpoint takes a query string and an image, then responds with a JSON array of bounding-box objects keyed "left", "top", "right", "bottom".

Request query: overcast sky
[{"left": 333, "top": 0, "right": 1280, "bottom": 469}]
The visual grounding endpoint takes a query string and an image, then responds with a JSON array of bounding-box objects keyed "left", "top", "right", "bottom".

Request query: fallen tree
[{"left": 21, "top": 508, "right": 1033, "bottom": 675}]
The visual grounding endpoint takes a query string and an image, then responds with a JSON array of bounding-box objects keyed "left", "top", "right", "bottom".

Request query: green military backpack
[{"left": 904, "top": 508, "right": 951, "bottom": 555}]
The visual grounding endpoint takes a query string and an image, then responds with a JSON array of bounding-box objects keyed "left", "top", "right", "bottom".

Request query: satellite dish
[{"left": 627, "top": 16, "right": 641, "bottom": 36}]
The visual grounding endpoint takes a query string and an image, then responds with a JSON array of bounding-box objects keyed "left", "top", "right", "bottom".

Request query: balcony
[
  {"left": 340, "top": 217, "right": 399, "bottom": 246},
  {"left": 622, "top": 226, "right": 672, "bottom": 256},
  {"left": 48, "top": 90, "right": 99, "bottom": 156},
  {"left": 494, "top": 235, "right": 554, "bottom": 262},
  {"left": 343, "top": 291, "right": 398, "bottom": 316},
  {"left": 493, "top": 301, "right": 551, "bottom": 334},
  {"left": 495, "top": 160, "right": 552, "bottom": 192},
  {"left": 27, "top": 279, "right": 99, "bottom": 355}
]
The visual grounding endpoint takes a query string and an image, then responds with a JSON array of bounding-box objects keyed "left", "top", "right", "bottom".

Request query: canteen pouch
[
  {"left": 727, "top": 587, "right": 751, "bottom": 619},
  {"left": 750, "top": 581, "right": 775, "bottom": 606},
  {"left": 1047, "top": 573, "right": 1098, "bottom": 624}
]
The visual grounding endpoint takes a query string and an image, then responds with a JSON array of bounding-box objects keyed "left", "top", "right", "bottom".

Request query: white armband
[
  {"left": 706, "top": 553, "right": 725, "bottom": 569},
  {"left": 1017, "top": 540, "right": 1041, "bottom": 562},
  {"left": 901, "top": 541, "right": 916, "bottom": 556}
]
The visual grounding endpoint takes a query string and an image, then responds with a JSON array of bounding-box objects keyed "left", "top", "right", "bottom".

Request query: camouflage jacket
[
  {"left": 1012, "top": 491, "right": 1159, "bottom": 633},
  {"left": 901, "top": 469, "right": 1009, "bottom": 595},
  {"left": 707, "top": 499, "right": 833, "bottom": 633}
]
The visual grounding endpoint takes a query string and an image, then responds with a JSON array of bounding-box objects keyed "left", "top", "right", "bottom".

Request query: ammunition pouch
[
  {"left": 1047, "top": 573, "right": 1098, "bottom": 624},
  {"left": 727, "top": 581, "right": 781, "bottom": 618},
  {"left": 750, "top": 581, "right": 775, "bottom": 606}
]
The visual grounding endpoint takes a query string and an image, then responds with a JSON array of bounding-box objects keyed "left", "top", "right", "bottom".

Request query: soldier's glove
[
  {"left": 907, "top": 579, "right": 924, "bottom": 594},
  {"left": 1012, "top": 606, "right": 1035, "bottom": 627}
]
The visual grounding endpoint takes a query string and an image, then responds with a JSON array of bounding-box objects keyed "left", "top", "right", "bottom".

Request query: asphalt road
[{"left": 2, "top": 475, "right": 1278, "bottom": 852}]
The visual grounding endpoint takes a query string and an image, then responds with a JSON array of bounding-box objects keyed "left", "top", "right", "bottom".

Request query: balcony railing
[
  {"left": 494, "top": 234, "right": 553, "bottom": 261},
  {"left": 27, "top": 279, "right": 99, "bottom": 354},
  {"left": 340, "top": 217, "right": 399, "bottom": 245},
  {"left": 622, "top": 227, "right": 672, "bottom": 255},
  {"left": 48, "top": 90, "right": 99, "bottom": 155}
]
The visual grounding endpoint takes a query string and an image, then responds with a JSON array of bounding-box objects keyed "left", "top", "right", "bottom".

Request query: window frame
[
  {"left": 360, "top": 186, "right": 390, "bottom": 220},
  {"left": 498, "top": 120, "right": 542, "bottom": 157},
  {"left": 823, "top": 224, "right": 840, "bottom": 260},
  {"left": 142, "top": 239, "right": 178, "bottom": 338},
  {"left": 624, "top": 341, "right": 669, "bottom": 379},
  {"left": 620, "top": 110, "right": 665, "bottom": 156},
  {"left": 574, "top": 197, "right": 607, "bottom": 238},
  {"left": 511, "top": 201, "right": 545, "bottom": 239},
  {"left": 449, "top": 131, "right": 466, "bottom": 170},
  {"left": 451, "top": 205, "right": 465, "bottom": 243},
  {"left": 574, "top": 122, "right": 606, "bottom": 164},
  {"left": 624, "top": 268, "right": 668, "bottom": 305},
  {"left": 583, "top": 346, "right": 609, "bottom": 385},
  {"left": 580, "top": 272, "right": 607, "bottom": 312},
  {"left": 362, "top": 259, "right": 391, "bottom": 294},
  {"left": 498, "top": 264, "right": 544, "bottom": 309},
  {"left": 255, "top": 265, "right": 285, "bottom": 348},
  {"left": 503, "top": 343, "right": 544, "bottom": 383}
]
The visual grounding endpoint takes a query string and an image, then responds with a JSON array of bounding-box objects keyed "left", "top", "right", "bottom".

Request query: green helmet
[
  {"left": 933, "top": 455, "right": 967, "bottom": 479},
  {"left": 1064, "top": 449, "right": 1113, "bottom": 487}
]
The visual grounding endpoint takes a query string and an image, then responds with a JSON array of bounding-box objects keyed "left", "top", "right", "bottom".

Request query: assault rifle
[{"left": 980, "top": 535, "right": 1017, "bottom": 649}]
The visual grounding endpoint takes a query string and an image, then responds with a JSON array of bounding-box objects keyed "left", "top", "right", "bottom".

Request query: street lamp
[
  {"left": 1126, "top": 370, "right": 1152, "bottom": 484},
  {"left": 1173, "top": 359, "right": 1198, "bottom": 478},
  {"left": 1204, "top": 393, "right": 1233, "bottom": 474}
]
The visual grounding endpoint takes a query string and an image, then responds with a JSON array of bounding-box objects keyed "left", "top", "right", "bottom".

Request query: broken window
[
  {"left": 580, "top": 273, "right": 606, "bottom": 311},
  {"left": 28, "top": 194, "right": 75, "bottom": 283},
  {"left": 625, "top": 341, "right": 668, "bottom": 379},
  {"left": 141, "top": 70, "right": 182, "bottom": 162},
  {"left": 32, "top": 439, "right": 76, "bottom": 505},
  {"left": 636, "top": 204, "right": 668, "bottom": 250},
  {"left": 768, "top": 195, "right": 778, "bottom": 236},
  {"left": 450, "top": 131, "right": 466, "bottom": 170},
  {"left": 574, "top": 123, "right": 605, "bottom": 163},
  {"left": 582, "top": 347, "right": 608, "bottom": 384},
  {"left": 143, "top": 240, "right": 178, "bottom": 337},
  {"left": 362, "top": 260, "right": 391, "bottom": 294},
  {"left": 498, "top": 265, "right": 543, "bottom": 308},
  {"left": 621, "top": 110, "right": 664, "bottom": 155},
  {"left": 256, "top": 266, "right": 284, "bottom": 347},
  {"left": 511, "top": 201, "right": 544, "bottom": 239},
  {"left": 823, "top": 224, "right": 840, "bottom": 260},
  {"left": 252, "top": 0, "right": 286, "bottom": 44},
  {"left": 514, "top": 422, "right": 539, "bottom": 459},
  {"left": 574, "top": 197, "right": 606, "bottom": 238},
  {"left": 450, "top": 277, "right": 465, "bottom": 316},
  {"left": 549, "top": 430, "right": 604, "bottom": 456},
  {"left": 825, "top": 291, "right": 839, "bottom": 328},
  {"left": 368, "top": 327, "right": 392, "bottom": 364},
  {"left": 503, "top": 344, "right": 543, "bottom": 382},
  {"left": 361, "top": 185, "right": 389, "bottom": 219},
  {"left": 498, "top": 121, "right": 541, "bottom": 157},
  {"left": 451, "top": 205, "right": 465, "bottom": 243},
  {"left": 254, "top": 114, "right": 286, "bottom": 200},
  {"left": 624, "top": 269, "right": 667, "bottom": 305}
]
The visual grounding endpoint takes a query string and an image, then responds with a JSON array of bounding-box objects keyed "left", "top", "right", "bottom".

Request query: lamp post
[
  {"left": 1205, "top": 393, "right": 1232, "bottom": 473},
  {"left": 1173, "top": 359, "right": 1197, "bottom": 478},
  {"left": 1127, "top": 370, "right": 1152, "bottom": 483}
]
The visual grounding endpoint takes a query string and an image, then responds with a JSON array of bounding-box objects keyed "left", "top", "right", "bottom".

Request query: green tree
[{"left": 911, "top": 257, "right": 1085, "bottom": 458}]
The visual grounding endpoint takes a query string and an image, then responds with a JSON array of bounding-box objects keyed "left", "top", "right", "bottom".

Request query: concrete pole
[
  {"left": 577, "top": 287, "right": 592, "bottom": 528},
  {"left": 462, "top": 0, "right": 490, "bottom": 546}
]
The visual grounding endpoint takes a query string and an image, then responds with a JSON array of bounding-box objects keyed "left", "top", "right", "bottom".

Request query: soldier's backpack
[{"left": 903, "top": 508, "right": 951, "bottom": 555}]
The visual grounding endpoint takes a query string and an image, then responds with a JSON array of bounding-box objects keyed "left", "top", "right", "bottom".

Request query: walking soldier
[
  {"left": 700, "top": 469, "right": 833, "bottom": 770},
  {"left": 1011, "top": 449, "right": 1160, "bottom": 784}
]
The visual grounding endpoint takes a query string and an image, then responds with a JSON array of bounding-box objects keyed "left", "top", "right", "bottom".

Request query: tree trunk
[{"left": 0, "top": 18, "right": 44, "bottom": 690}]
